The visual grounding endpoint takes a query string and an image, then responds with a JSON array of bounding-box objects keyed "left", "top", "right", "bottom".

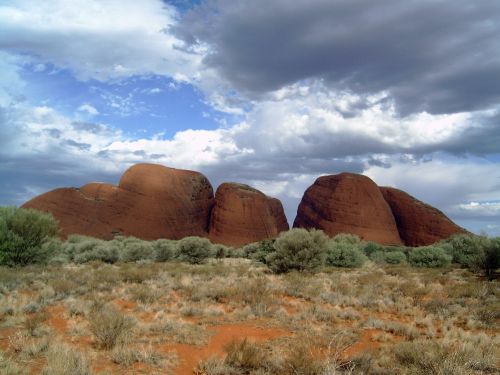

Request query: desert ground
[{"left": 1, "top": 258, "right": 498, "bottom": 374}]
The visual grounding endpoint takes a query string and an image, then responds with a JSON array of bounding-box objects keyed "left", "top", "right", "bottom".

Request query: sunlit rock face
[
  {"left": 22, "top": 163, "right": 215, "bottom": 240},
  {"left": 293, "top": 173, "right": 404, "bottom": 246}
]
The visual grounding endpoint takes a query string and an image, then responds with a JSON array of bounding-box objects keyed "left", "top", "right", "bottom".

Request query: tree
[{"left": 0, "top": 207, "right": 59, "bottom": 266}]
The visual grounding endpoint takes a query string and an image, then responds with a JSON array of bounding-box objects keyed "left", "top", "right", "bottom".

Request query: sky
[{"left": 0, "top": 0, "right": 499, "bottom": 236}]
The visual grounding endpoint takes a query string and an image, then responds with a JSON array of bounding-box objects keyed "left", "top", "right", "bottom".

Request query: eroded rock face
[
  {"left": 22, "top": 163, "right": 214, "bottom": 240},
  {"left": 209, "top": 183, "right": 289, "bottom": 246},
  {"left": 293, "top": 173, "right": 403, "bottom": 245},
  {"left": 380, "top": 187, "right": 466, "bottom": 246}
]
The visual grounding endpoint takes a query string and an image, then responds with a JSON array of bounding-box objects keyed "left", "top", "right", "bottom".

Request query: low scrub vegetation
[
  {"left": 1, "top": 207, "right": 499, "bottom": 280},
  {"left": 408, "top": 246, "right": 452, "bottom": 268},
  {"left": 0, "top": 206, "right": 58, "bottom": 266},
  {"left": 265, "top": 228, "right": 328, "bottom": 273}
]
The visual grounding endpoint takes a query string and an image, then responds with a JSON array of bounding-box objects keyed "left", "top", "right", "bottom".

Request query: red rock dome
[
  {"left": 293, "top": 173, "right": 403, "bottom": 245},
  {"left": 380, "top": 187, "right": 466, "bottom": 246},
  {"left": 209, "top": 183, "right": 289, "bottom": 246},
  {"left": 22, "top": 164, "right": 214, "bottom": 240}
]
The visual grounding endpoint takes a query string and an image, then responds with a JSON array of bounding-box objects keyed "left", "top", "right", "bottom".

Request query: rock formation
[
  {"left": 380, "top": 187, "right": 466, "bottom": 246},
  {"left": 22, "top": 163, "right": 214, "bottom": 240},
  {"left": 293, "top": 173, "right": 404, "bottom": 245},
  {"left": 22, "top": 164, "right": 466, "bottom": 247},
  {"left": 209, "top": 183, "right": 289, "bottom": 246}
]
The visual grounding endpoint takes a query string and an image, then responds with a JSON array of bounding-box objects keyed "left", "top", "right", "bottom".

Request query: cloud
[
  {"left": 1, "top": 0, "right": 499, "bottom": 237},
  {"left": 77, "top": 103, "right": 99, "bottom": 116},
  {"left": 2, "top": 91, "right": 499, "bottom": 235},
  {"left": 177, "top": 0, "right": 500, "bottom": 115},
  {"left": 456, "top": 201, "right": 500, "bottom": 219},
  {"left": 365, "top": 156, "right": 500, "bottom": 233},
  {"left": 0, "top": 0, "right": 202, "bottom": 82}
]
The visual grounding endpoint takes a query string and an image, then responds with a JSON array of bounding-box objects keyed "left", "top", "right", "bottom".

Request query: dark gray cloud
[
  {"left": 177, "top": 0, "right": 500, "bottom": 115},
  {"left": 62, "top": 139, "right": 91, "bottom": 151},
  {"left": 0, "top": 154, "right": 121, "bottom": 206},
  {"left": 440, "top": 112, "right": 500, "bottom": 156}
]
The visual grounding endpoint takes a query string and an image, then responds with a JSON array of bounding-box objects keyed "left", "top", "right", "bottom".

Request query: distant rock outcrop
[
  {"left": 22, "top": 164, "right": 465, "bottom": 246},
  {"left": 22, "top": 163, "right": 215, "bottom": 240},
  {"left": 380, "top": 187, "right": 466, "bottom": 246},
  {"left": 293, "top": 173, "right": 404, "bottom": 245},
  {"left": 208, "top": 183, "right": 289, "bottom": 246}
]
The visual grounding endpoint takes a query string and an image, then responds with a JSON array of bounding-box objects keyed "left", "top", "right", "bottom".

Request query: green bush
[
  {"left": 153, "top": 239, "right": 176, "bottom": 262},
  {"left": 370, "top": 250, "right": 407, "bottom": 264},
  {"left": 76, "top": 242, "right": 119, "bottom": 264},
  {"left": 363, "top": 241, "right": 382, "bottom": 256},
  {"left": 265, "top": 228, "right": 328, "bottom": 273},
  {"left": 212, "top": 243, "right": 232, "bottom": 259},
  {"left": 119, "top": 237, "right": 154, "bottom": 262},
  {"left": 408, "top": 246, "right": 452, "bottom": 268},
  {"left": 444, "top": 234, "right": 490, "bottom": 267},
  {"left": 325, "top": 239, "right": 367, "bottom": 268},
  {"left": 228, "top": 247, "right": 246, "bottom": 258},
  {"left": 177, "top": 236, "right": 213, "bottom": 264},
  {"left": 384, "top": 251, "right": 407, "bottom": 264},
  {"left": 0, "top": 206, "right": 59, "bottom": 266},
  {"left": 243, "top": 240, "right": 275, "bottom": 263},
  {"left": 63, "top": 235, "right": 119, "bottom": 264},
  {"left": 468, "top": 237, "right": 500, "bottom": 279},
  {"left": 332, "top": 233, "right": 361, "bottom": 244}
]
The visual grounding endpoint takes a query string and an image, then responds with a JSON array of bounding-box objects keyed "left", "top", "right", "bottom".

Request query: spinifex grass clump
[{"left": 88, "top": 304, "right": 135, "bottom": 349}]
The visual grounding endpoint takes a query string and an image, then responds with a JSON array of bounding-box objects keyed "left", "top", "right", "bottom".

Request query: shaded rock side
[
  {"left": 293, "top": 173, "right": 403, "bottom": 245},
  {"left": 22, "top": 163, "right": 214, "bottom": 240},
  {"left": 209, "top": 183, "right": 289, "bottom": 246},
  {"left": 380, "top": 187, "right": 466, "bottom": 246}
]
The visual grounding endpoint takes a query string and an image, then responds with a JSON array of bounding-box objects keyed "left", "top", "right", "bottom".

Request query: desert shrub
[
  {"left": 393, "top": 338, "right": 498, "bottom": 374},
  {"left": 363, "top": 241, "right": 382, "bottom": 256},
  {"left": 370, "top": 250, "right": 407, "bottom": 264},
  {"left": 153, "top": 239, "right": 176, "bottom": 262},
  {"left": 196, "top": 339, "right": 270, "bottom": 374},
  {"left": 325, "top": 236, "right": 367, "bottom": 268},
  {"left": 408, "top": 246, "right": 452, "bottom": 268},
  {"left": 111, "top": 345, "right": 164, "bottom": 367},
  {"left": 63, "top": 235, "right": 119, "bottom": 264},
  {"left": 243, "top": 239, "right": 275, "bottom": 263},
  {"left": 212, "top": 244, "right": 231, "bottom": 259},
  {"left": 23, "top": 311, "right": 48, "bottom": 336},
  {"left": 0, "top": 351, "right": 29, "bottom": 374},
  {"left": 44, "top": 238, "right": 66, "bottom": 264},
  {"left": 119, "top": 264, "right": 155, "bottom": 283},
  {"left": 88, "top": 305, "right": 135, "bottom": 349},
  {"left": 177, "top": 236, "right": 213, "bottom": 264},
  {"left": 0, "top": 207, "right": 59, "bottom": 266},
  {"left": 227, "top": 247, "right": 246, "bottom": 258},
  {"left": 119, "top": 237, "right": 154, "bottom": 262},
  {"left": 42, "top": 343, "right": 91, "bottom": 375},
  {"left": 469, "top": 237, "right": 500, "bottom": 279},
  {"left": 265, "top": 228, "right": 328, "bottom": 273},
  {"left": 75, "top": 242, "right": 119, "bottom": 264},
  {"left": 332, "top": 233, "right": 361, "bottom": 244},
  {"left": 129, "top": 285, "right": 160, "bottom": 304},
  {"left": 444, "top": 234, "right": 490, "bottom": 267},
  {"left": 224, "top": 339, "right": 268, "bottom": 371},
  {"left": 384, "top": 251, "right": 407, "bottom": 264}
]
